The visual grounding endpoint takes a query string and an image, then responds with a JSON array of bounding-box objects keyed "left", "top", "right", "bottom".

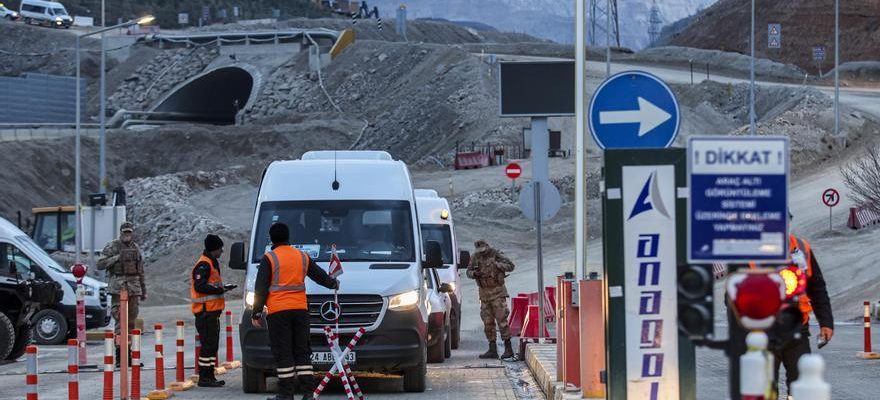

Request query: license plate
[{"left": 311, "top": 351, "right": 356, "bottom": 364}]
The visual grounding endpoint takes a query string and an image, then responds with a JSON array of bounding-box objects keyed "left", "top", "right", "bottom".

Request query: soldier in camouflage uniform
[
  {"left": 97, "top": 222, "right": 146, "bottom": 365},
  {"left": 466, "top": 239, "right": 515, "bottom": 360}
]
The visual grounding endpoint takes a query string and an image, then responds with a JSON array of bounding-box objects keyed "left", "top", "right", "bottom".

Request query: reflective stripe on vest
[
  {"left": 190, "top": 254, "right": 225, "bottom": 314},
  {"left": 268, "top": 250, "right": 308, "bottom": 293},
  {"left": 265, "top": 246, "right": 310, "bottom": 313}
]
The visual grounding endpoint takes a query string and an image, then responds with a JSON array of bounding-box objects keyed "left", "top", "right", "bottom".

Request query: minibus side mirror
[{"left": 229, "top": 242, "right": 248, "bottom": 270}]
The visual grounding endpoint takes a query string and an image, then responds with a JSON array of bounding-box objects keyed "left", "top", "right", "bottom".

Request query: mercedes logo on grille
[{"left": 320, "top": 301, "right": 341, "bottom": 322}]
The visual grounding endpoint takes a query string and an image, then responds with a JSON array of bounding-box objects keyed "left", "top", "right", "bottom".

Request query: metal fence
[{"left": 0, "top": 73, "right": 87, "bottom": 124}]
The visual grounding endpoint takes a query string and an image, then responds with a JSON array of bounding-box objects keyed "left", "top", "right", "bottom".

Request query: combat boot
[
  {"left": 266, "top": 377, "right": 296, "bottom": 400},
  {"left": 479, "top": 341, "right": 498, "bottom": 359},
  {"left": 500, "top": 339, "right": 515, "bottom": 360},
  {"left": 197, "top": 366, "right": 225, "bottom": 387}
]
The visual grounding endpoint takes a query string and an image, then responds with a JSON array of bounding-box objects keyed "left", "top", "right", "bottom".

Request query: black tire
[
  {"left": 242, "top": 364, "right": 267, "bottom": 393},
  {"left": 450, "top": 305, "right": 461, "bottom": 350},
  {"left": 32, "top": 309, "right": 67, "bottom": 345},
  {"left": 403, "top": 341, "right": 427, "bottom": 393},
  {"left": 427, "top": 328, "right": 445, "bottom": 363},
  {"left": 443, "top": 324, "right": 452, "bottom": 359},
  {"left": 7, "top": 325, "right": 33, "bottom": 361},
  {"left": 0, "top": 312, "right": 15, "bottom": 360},
  {"left": 23, "top": 17, "right": 31, "bottom": 24}
]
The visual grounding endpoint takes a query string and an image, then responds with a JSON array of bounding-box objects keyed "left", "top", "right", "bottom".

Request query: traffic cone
[
  {"left": 68, "top": 339, "right": 78, "bottom": 400},
  {"left": 857, "top": 301, "right": 880, "bottom": 359},
  {"left": 521, "top": 304, "right": 549, "bottom": 338},
  {"left": 508, "top": 296, "right": 529, "bottom": 337}
]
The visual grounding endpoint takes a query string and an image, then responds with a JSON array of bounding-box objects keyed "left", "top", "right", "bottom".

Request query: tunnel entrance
[{"left": 152, "top": 67, "right": 253, "bottom": 125}]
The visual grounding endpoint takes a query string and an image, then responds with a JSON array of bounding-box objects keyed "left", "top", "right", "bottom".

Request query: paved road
[
  {"left": 697, "top": 323, "right": 871, "bottom": 399},
  {"left": 0, "top": 324, "right": 539, "bottom": 400}
]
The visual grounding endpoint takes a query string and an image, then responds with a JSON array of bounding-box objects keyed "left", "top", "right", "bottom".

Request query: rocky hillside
[{"left": 669, "top": 0, "right": 880, "bottom": 74}]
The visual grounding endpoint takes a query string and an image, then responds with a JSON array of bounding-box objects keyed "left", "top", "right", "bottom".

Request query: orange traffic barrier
[
  {"left": 223, "top": 310, "right": 241, "bottom": 369},
  {"left": 169, "top": 321, "right": 194, "bottom": 391},
  {"left": 68, "top": 339, "right": 79, "bottom": 400},
  {"left": 26, "top": 345, "right": 38, "bottom": 400},
  {"left": 131, "top": 329, "right": 142, "bottom": 399},
  {"left": 521, "top": 304, "right": 549, "bottom": 338},
  {"left": 508, "top": 296, "right": 529, "bottom": 337},
  {"left": 146, "top": 324, "right": 174, "bottom": 399},
  {"left": 857, "top": 301, "right": 880, "bottom": 359},
  {"left": 103, "top": 331, "right": 113, "bottom": 400}
]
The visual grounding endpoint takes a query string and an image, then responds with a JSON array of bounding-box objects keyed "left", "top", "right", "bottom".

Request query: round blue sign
[{"left": 588, "top": 71, "right": 680, "bottom": 149}]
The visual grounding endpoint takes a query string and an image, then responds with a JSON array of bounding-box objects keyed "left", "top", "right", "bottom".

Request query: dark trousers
[
  {"left": 195, "top": 311, "right": 221, "bottom": 368},
  {"left": 773, "top": 327, "right": 811, "bottom": 392},
  {"left": 267, "top": 309, "right": 315, "bottom": 393}
]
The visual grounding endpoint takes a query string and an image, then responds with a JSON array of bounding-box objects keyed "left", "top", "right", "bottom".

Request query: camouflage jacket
[
  {"left": 466, "top": 247, "right": 515, "bottom": 299},
  {"left": 97, "top": 239, "right": 146, "bottom": 296}
]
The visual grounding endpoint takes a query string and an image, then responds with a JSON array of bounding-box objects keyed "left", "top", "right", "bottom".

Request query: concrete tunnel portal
[{"left": 152, "top": 67, "right": 254, "bottom": 125}]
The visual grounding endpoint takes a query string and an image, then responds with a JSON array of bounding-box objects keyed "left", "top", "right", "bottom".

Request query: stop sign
[{"left": 505, "top": 163, "right": 522, "bottom": 180}]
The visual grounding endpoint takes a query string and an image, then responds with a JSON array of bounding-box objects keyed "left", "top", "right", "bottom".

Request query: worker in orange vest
[
  {"left": 769, "top": 222, "right": 833, "bottom": 395},
  {"left": 190, "top": 234, "right": 237, "bottom": 387},
  {"left": 251, "top": 223, "right": 339, "bottom": 400}
]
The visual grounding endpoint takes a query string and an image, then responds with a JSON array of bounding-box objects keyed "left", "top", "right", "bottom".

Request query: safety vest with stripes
[
  {"left": 749, "top": 234, "right": 814, "bottom": 324},
  {"left": 265, "top": 245, "right": 309, "bottom": 314},
  {"left": 190, "top": 254, "right": 225, "bottom": 314}
]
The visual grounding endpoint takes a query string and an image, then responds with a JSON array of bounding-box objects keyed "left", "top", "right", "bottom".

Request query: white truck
[
  {"left": 414, "top": 189, "right": 468, "bottom": 350},
  {"left": 228, "top": 151, "right": 452, "bottom": 393},
  {"left": 0, "top": 217, "right": 109, "bottom": 345}
]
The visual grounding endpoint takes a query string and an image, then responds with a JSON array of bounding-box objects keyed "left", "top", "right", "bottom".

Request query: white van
[
  {"left": 228, "top": 150, "right": 451, "bottom": 393},
  {"left": 19, "top": 0, "right": 72, "bottom": 28},
  {"left": 0, "top": 217, "right": 109, "bottom": 344},
  {"left": 414, "top": 189, "right": 468, "bottom": 350}
]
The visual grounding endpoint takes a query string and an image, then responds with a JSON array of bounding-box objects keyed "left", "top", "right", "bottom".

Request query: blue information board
[{"left": 687, "top": 136, "right": 790, "bottom": 262}]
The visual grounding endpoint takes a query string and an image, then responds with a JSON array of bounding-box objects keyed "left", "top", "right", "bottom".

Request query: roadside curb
[{"left": 524, "top": 343, "right": 590, "bottom": 400}]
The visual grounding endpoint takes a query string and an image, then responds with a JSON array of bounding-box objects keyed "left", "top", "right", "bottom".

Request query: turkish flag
[{"left": 328, "top": 244, "right": 343, "bottom": 278}]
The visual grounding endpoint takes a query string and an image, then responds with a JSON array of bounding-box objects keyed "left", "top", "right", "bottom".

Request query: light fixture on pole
[{"left": 74, "top": 15, "right": 155, "bottom": 263}]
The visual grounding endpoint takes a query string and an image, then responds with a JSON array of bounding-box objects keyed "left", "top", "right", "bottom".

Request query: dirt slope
[{"left": 669, "top": 0, "right": 880, "bottom": 74}]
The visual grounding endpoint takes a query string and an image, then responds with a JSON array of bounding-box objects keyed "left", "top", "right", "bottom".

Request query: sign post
[
  {"left": 602, "top": 149, "right": 694, "bottom": 399},
  {"left": 768, "top": 23, "right": 781, "bottom": 49},
  {"left": 822, "top": 188, "right": 840, "bottom": 230},
  {"left": 687, "top": 136, "right": 790, "bottom": 263}
]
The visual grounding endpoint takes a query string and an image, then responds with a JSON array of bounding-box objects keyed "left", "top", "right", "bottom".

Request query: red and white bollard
[
  {"left": 189, "top": 334, "right": 201, "bottom": 382},
  {"left": 170, "top": 320, "right": 194, "bottom": 391},
  {"left": 103, "top": 331, "right": 114, "bottom": 400},
  {"left": 314, "top": 327, "right": 366, "bottom": 399},
  {"left": 857, "top": 301, "right": 880, "bottom": 359},
  {"left": 68, "top": 339, "right": 79, "bottom": 400},
  {"left": 26, "top": 345, "right": 37, "bottom": 400},
  {"left": 790, "top": 354, "right": 831, "bottom": 400},
  {"left": 222, "top": 310, "right": 241, "bottom": 369},
  {"left": 740, "top": 331, "right": 772, "bottom": 400},
  {"left": 131, "top": 329, "right": 142, "bottom": 399},
  {"left": 146, "top": 324, "right": 174, "bottom": 399}
]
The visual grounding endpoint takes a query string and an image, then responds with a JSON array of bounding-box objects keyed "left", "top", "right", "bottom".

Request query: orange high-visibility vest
[
  {"left": 191, "top": 255, "right": 225, "bottom": 314},
  {"left": 748, "top": 234, "right": 814, "bottom": 324},
  {"left": 265, "top": 245, "right": 309, "bottom": 314}
]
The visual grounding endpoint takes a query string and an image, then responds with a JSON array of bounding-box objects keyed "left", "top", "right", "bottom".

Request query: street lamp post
[
  {"left": 74, "top": 15, "right": 155, "bottom": 263},
  {"left": 749, "top": 0, "right": 756, "bottom": 136},
  {"left": 834, "top": 0, "right": 840, "bottom": 139},
  {"left": 99, "top": 0, "right": 106, "bottom": 195}
]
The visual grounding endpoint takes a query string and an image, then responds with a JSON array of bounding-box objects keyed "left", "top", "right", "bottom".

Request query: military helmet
[
  {"left": 474, "top": 239, "right": 489, "bottom": 248},
  {"left": 120, "top": 222, "right": 135, "bottom": 232}
]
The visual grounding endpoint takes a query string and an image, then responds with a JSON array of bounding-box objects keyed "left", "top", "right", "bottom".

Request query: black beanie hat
[
  {"left": 269, "top": 223, "right": 290, "bottom": 244},
  {"left": 204, "top": 234, "right": 224, "bottom": 252}
]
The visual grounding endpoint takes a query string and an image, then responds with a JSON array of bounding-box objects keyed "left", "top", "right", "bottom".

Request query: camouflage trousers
[
  {"left": 479, "top": 296, "right": 511, "bottom": 341},
  {"left": 110, "top": 294, "right": 140, "bottom": 339}
]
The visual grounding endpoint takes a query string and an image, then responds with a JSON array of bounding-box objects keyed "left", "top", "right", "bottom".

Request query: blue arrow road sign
[
  {"left": 687, "top": 136, "right": 790, "bottom": 263},
  {"left": 589, "top": 71, "right": 680, "bottom": 149}
]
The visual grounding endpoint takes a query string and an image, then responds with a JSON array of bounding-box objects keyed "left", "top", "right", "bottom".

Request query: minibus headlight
[{"left": 389, "top": 290, "right": 419, "bottom": 309}]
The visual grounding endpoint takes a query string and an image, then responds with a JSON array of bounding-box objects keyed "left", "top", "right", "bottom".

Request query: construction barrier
[
  {"left": 790, "top": 354, "right": 831, "bottom": 400},
  {"left": 26, "top": 345, "right": 37, "bottom": 400},
  {"left": 68, "top": 340, "right": 78, "bottom": 400},
  {"left": 314, "top": 326, "right": 366, "bottom": 399},
  {"left": 170, "top": 320, "right": 194, "bottom": 391},
  {"left": 508, "top": 295, "right": 528, "bottom": 337},
  {"left": 847, "top": 206, "right": 880, "bottom": 229},
  {"left": 857, "top": 301, "right": 880, "bottom": 359},
  {"left": 223, "top": 310, "right": 241, "bottom": 369},
  {"left": 132, "top": 329, "right": 142, "bottom": 399},
  {"left": 454, "top": 151, "right": 490, "bottom": 170},
  {"left": 147, "top": 324, "right": 174, "bottom": 399},
  {"left": 103, "top": 331, "right": 113, "bottom": 400},
  {"left": 521, "top": 304, "right": 549, "bottom": 338},
  {"left": 543, "top": 287, "right": 555, "bottom": 322}
]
